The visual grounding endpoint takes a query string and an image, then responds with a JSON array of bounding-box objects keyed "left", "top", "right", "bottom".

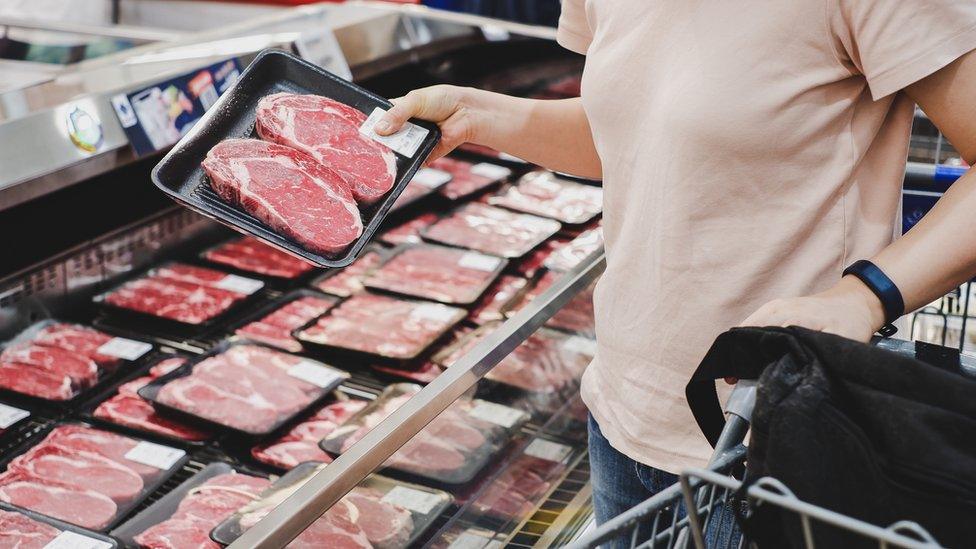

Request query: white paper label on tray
[
  {"left": 410, "top": 303, "right": 458, "bottom": 323},
  {"left": 470, "top": 163, "right": 512, "bottom": 181},
  {"left": 288, "top": 361, "right": 344, "bottom": 388},
  {"left": 469, "top": 402, "right": 524, "bottom": 428},
  {"left": 0, "top": 403, "right": 29, "bottom": 429},
  {"left": 96, "top": 337, "right": 152, "bottom": 361},
  {"left": 360, "top": 107, "right": 429, "bottom": 157},
  {"left": 458, "top": 252, "right": 502, "bottom": 272},
  {"left": 214, "top": 274, "right": 264, "bottom": 295},
  {"left": 525, "top": 439, "right": 573, "bottom": 463},
  {"left": 43, "top": 531, "right": 113, "bottom": 549},
  {"left": 563, "top": 336, "right": 597, "bottom": 356},
  {"left": 412, "top": 168, "right": 452, "bottom": 188},
  {"left": 449, "top": 531, "right": 496, "bottom": 549},
  {"left": 381, "top": 486, "right": 442, "bottom": 514},
  {"left": 124, "top": 441, "right": 186, "bottom": 470}
]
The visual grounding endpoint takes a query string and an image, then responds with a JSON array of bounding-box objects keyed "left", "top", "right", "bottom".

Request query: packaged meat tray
[
  {"left": 250, "top": 398, "right": 367, "bottom": 471},
  {"left": 85, "top": 355, "right": 213, "bottom": 445},
  {"left": 468, "top": 275, "right": 529, "bottom": 324},
  {"left": 139, "top": 342, "right": 350, "bottom": 437},
  {"left": 232, "top": 290, "right": 338, "bottom": 352},
  {"left": 379, "top": 212, "right": 440, "bottom": 246},
  {"left": 201, "top": 235, "right": 317, "bottom": 281},
  {"left": 369, "top": 326, "right": 474, "bottom": 384},
  {"left": 489, "top": 171, "right": 603, "bottom": 224},
  {"left": 428, "top": 157, "right": 511, "bottom": 201},
  {"left": 0, "top": 422, "right": 188, "bottom": 531},
  {"left": 212, "top": 462, "right": 452, "bottom": 549},
  {"left": 295, "top": 293, "right": 467, "bottom": 363},
  {"left": 321, "top": 383, "right": 529, "bottom": 484},
  {"left": 514, "top": 237, "right": 570, "bottom": 279},
  {"left": 311, "top": 246, "right": 387, "bottom": 298},
  {"left": 152, "top": 49, "right": 440, "bottom": 268},
  {"left": 390, "top": 167, "right": 452, "bottom": 212},
  {"left": 94, "top": 262, "right": 265, "bottom": 332},
  {"left": 364, "top": 244, "right": 507, "bottom": 305},
  {"left": 0, "top": 320, "right": 154, "bottom": 404},
  {"left": 421, "top": 203, "right": 561, "bottom": 259},
  {"left": 510, "top": 271, "right": 596, "bottom": 335},
  {"left": 0, "top": 502, "right": 120, "bottom": 549},
  {"left": 543, "top": 227, "right": 604, "bottom": 272},
  {"left": 111, "top": 461, "right": 270, "bottom": 549}
]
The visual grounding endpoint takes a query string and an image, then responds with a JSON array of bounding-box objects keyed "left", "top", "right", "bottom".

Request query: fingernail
[{"left": 375, "top": 121, "right": 391, "bottom": 134}]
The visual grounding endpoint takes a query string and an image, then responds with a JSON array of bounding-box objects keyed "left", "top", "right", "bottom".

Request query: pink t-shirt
[{"left": 558, "top": 1, "right": 976, "bottom": 473}]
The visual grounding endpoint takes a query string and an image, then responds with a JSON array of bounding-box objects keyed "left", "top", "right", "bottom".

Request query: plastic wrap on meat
[
  {"left": 365, "top": 245, "right": 503, "bottom": 304},
  {"left": 379, "top": 213, "right": 439, "bottom": 246},
  {"left": 0, "top": 473, "right": 117, "bottom": 530},
  {"left": 204, "top": 236, "right": 316, "bottom": 278},
  {"left": 0, "top": 344, "right": 98, "bottom": 388},
  {"left": 512, "top": 271, "right": 596, "bottom": 334},
  {"left": 314, "top": 251, "right": 383, "bottom": 297},
  {"left": 235, "top": 295, "right": 336, "bottom": 352},
  {"left": 422, "top": 203, "right": 560, "bottom": 258},
  {"left": 252, "top": 400, "right": 366, "bottom": 470},
  {"left": 428, "top": 157, "right": 509, "bottom": 200},
  {"left": 32, "top": 323, "right": 117, "bottom": 367},
  {"left": 544, "top": 227, "right": 603, "bottom": 271},
  {"left": 489, "top": 171, "right": 602, "bottom": 224},
  {"left": 103, "top": 275, "right": 246, "bottom": 325},
  {"left": 0, "top": 509, "right": 61, "bottom": 548},
  {"left": 0, "top": 362, "right": 73, "bottom": 400}
]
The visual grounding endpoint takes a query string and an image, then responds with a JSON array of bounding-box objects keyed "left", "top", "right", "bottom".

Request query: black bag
[{"left": 686, "top": 326, "right": 976, "bottom": 548}]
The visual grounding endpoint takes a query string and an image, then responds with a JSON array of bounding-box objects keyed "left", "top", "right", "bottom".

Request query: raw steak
[
  {"left": 0, "top": 509, "right": 60, "bottom": 548},
  {"left": 345, "top": 488, "right": 413, "bottom": 549},
  {"left": 273, "top": 500, "right": 372, "bottom": 549},
  {"left": 44, "top": 424, "right": 161, "bottom": 478},
  {"left": 429, "top": 157, "right": 509, "bottom": 200},
  {"left": 32, "top": 323, "right": 117, "bottom": 368},
  {"left": 470, "top": 454, "right": 563, "bottom": 520},
  {"left": 365, "top": 244, "right": 502, "bottom": 304},
  {"left": 469, "top": 275, "right": 528, "bottom": 324},
  {"left": 154, "top": 263, "right": 236, "bottom": 288},
  {"left": 314, "top": 250, "right": 383, "bottom": 297},
  {"left": 256, "top": 93, "right": 397, "bottom": 203},
  {"left": 380, "top": 212, "right": 439, "bottom": 246},
  {"left": 203, "top": 138, "right": 363, "bottom": 255},
  {"left": 9, "top": 444, "right": 144, "bottom": 501},
  {"left": 252, "top": 400, "right": 366, "bottom": 470},
  {"left": 0, "top": 343, "right": 98, "bottom": 387},
  {"left": 544, "top": 227, "right": 603, "bottom": 271},
  {"left": 0, "top": 362, "right": 73, "bottom": 400},
  {"left": 489, "top": 171, "right": 603, "bottom": 224},
  {"left": 236, "top": 295, "right": 336, "bottom": 352},
  {"left": 149, "top": 357, "right": 186, "bottom": 378},
  {"left": 422, "top": 203, "right": 561, "bottom": 258},
  {"left": 296, "top": 293, "right": 464, "bottom": 359},
  {"left": 0, "top": 472, "right": 118, "bottom": 529},
  {"left": 94, "top": 372, "right": 210, "bottom": 442},
  {"left": 204, "top": 235, "right": 315, "bottom": 278},
  {"left": 104, "top": 276, "right": 245, "bottom": 324},
  {"left": 515, "top": 237, "right": 569, "bottom": 279}
]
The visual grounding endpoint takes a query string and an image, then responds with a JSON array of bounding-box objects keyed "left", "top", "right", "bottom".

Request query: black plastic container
[
  {"left": 225, "top": 289, "right": 339, "bottom": 353},
  {"left": 197, "top": 236, "right": 322, "bottom": 289},
  {"left": 151, "top": 48, "right": 441, "bottom": 268},
  {"left": 0, "top": 501, "right": 120, "bottom": 548}
]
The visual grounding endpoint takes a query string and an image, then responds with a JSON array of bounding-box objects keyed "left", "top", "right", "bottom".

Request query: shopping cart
[{"left": 565, "top": 340, "right": 949, "bottom": 549}]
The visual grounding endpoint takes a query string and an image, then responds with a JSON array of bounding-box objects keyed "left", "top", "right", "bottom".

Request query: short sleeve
[
  {"left": 557, "top": 0, "right": 593, "bottom": 55},
  {"left": 830, "top": 0, "right": 976, "bottom": 100}
]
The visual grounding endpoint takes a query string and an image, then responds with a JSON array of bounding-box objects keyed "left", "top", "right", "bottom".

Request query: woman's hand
[{"left": 375, "top": 85, "right": 486, "bottom": 161}]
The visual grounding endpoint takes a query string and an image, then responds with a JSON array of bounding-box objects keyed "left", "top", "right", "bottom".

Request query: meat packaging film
[
  {"left": 320, "top": 383, "right": 530, "bottom": 485},
  {"left": 310, "top": 245, "right": 390, "bottom": 298},
  {"left": 200, "top": 235, "right": 318, "bottom": 284},
  {"left": 0, "top": 421, "right": 189, "bottom": 532},
  {"left": 0, "top": 501, "right": 120, "bottom": 548},
  {"left": 420, "top": 203, "right": 562, "bottom": 259},
  {"left": 488, "top": 171, "right": 604, "bottom": 225},
  {"left": 151, "top": 49, "right": 441, "bottom": 269},
  {"left": 212, "top": 461, "right": 453, "bottom": 549},
  {"left": 229, "top": 289, "right": 339, "bottom": 354},
  {"left": 543, "top": 227, "right": 604, "bottom": 272},
  {"left": 250, "top": 398, "right": 368, "bottom": 471},
  {"left": 428, "top": 157, "right": 512, "bottom": 202},
  {"left": 138, "top": 341, "right": 350, "bottom": 438}
]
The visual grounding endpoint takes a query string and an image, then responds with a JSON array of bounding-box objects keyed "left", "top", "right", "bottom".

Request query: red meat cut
[
  {"left": 0, "top": 343, "right": 98, "bottom": 387},
  {"left": 251, "top": 399, "right": 366, "bottom": 470},
  {"left": 365, "top": 244, "right": 503, "bottom": 304},
  {"left": 203, "top": 138, "right": 363, "bottom": 255},
  {"left": 0, "top": 509, "right": 61, "bottom": 548},
  {"left": 489, "top": 171, "right": 603, "bottom": 224},
  {"left": 0, "top": 362, "right": 73, "bottom": 400},
  {"left": 9, "top": 444, "right": 144, "bottom": 501},
  {"left": 256, "top": 93, "right": 397, "bottom": 203},
  {"left": 44, "top": 424, "right": 160, "bottom": 478},
  {"left": 380, "top": 212, "right": 439, "bottom": 246},
  {"left": 428, "top": 157, "right": 509, "bottom": 200},
  {"left": 149, "top": 357, "right": 186, "bottom": 378},
  {"left": 422, "top": 203, "right": 561, "bottom": 258},
  {"left": 204, "top": 236, "right": 315, "bottom": 278},
  {"left": 32, "top": 323, "right": 118, "bottom": 368},
  {"left": 0, "top": 472, "right": 117, "bottom": 530},
  {"left": 345, "top": 488, "right": 414, "bottom": 549},
  {"left": 314, "top": 250, "right": 383, "bottom": 297},
  {"left": 235, "top": 295, "right": 336, "bottom": 352},
  {"left": 273, "top": 500, "right": 372, "bottom": 549},
  {"left": 469, "top": 275, "right": 528, "bottom": 324},
  {"left": 103, "top": 276, "right": 245, "bottom": 325}
]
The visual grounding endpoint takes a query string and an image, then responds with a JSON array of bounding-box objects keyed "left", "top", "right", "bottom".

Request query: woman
[{"left": 377, "top": 0, "right": 976, "bottom": 536}]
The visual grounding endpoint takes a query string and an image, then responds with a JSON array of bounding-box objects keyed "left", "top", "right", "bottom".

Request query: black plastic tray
[
  {"left": 138, "top": 340, "right": 350, "bottom": 439},
  {"left": 309, "top": 244, "right": 391, "bottom": 298},
  {"left": 0, "top": 501, "right": 121, "bottom": 548},
  {"left": 225, "top": 289, "right": 339, "bottom": 352},
  {"left": 151, "top": 48, "right": 441, "bottom": 268}
]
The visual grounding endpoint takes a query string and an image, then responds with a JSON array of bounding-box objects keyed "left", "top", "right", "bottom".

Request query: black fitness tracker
[{"left": 843, "top": 260, "right": 904, "bottom": 337}]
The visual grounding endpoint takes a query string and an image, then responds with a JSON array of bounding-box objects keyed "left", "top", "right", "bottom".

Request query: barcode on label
[
  {"left": 214, "top": 274, "right": 264, "bottom": 295},
  {"left": 360, "top": 107, "right": 429, "bottom": 157},
  {"left": 562, "top": 336, "right": 597, "bottom": 356},
  {"left": 468, "top": 401, "right": 524, "bottom": 428},
  {"left": 288, "top": 360, "right": 345, "bottom": 388},
  {"left": 97, "top": 337, "right": 152, "bottom": 361},
  {"left": 470, "top": 163, "right": 512, "bottom": 181},
  {"left": 43, "top": 530, "right": 113, "bottom": 549},
  {"left": 0, "top": 403, "right": 29, "bottom": 429},
  {"left": 525, "top": 439, "right": 572, "bottom": 463},
  {"left": 124, "top": 441, "right": 186, "bottom": 470},
  {"left": 458, "top": 252, "right": 502, "bottom": 272},
  {"left": 412, "top": 168, "right": 452, "bottom": 188},
  {"left": 410, "top": 303, "right": 458, "bottom": 323},
  {"left": 381, "top": 486, "right": 442, "bottom": 514}
]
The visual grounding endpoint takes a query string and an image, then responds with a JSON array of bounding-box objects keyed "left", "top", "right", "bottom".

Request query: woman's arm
[
  {"left": 741, "top": 49, "right": 976, "bottom": 341},
  {"left": 375, "top": 86, "right": 602, "bottom": 179}
]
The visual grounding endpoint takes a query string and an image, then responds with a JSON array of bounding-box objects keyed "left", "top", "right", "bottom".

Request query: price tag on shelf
[
  {"left": 562, "top": 336, "right": 597, "bottom": 356},
  {"left": 525, "top": 439, "right": 573, "bottom": 463},
  {"left": 288, "top": 361, "right": 345, "bottom": 388},
  {"left": 412, "top": 168, "right": 452, "bottom": 188},
  {"left": 469, "top": 401, "right": 524, "bottom": 428},
  {"left": 43, "top": 531, "right": 114, "bottom": 549},
  {"left": 360, "top": 107, "right": 429, "bottom": 157},
  {"left": 458, "top": 252, "right": 502, "bottom": 272},
  {"left": 381, "top": 486, "right": 442, "bottom": 514},
  {"left": 124, "top": 441, "right": 186, "bottom": 470},
  {"left": 97, "top": 337, "right": 152, "bottom": 361},
  {"left": 410, "top": 303, "right": 458, "bottom": 323},
  {"left": 470, "top": 163, "right": 512, "bottom": 181},
  {"left": 0, "top": 403, "right": 29, "bottom": 429},
  {"left": 215, "top": 274, "right": 264, "bottom": 295}
]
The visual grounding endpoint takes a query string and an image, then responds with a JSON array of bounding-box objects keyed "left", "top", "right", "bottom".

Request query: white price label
[
  {"left": 381, "top": 486, "right": 442, "bottom": 514},
  {"left": 215, "top": 274, "right": 264, "bottom": 295},
  {"left": 96, "top": 337, "right": 152, "bottom": 361},
  {"left": 469, "top": 401, "right": 524, "bottom": 428},
  {"left": 458, "top": 252, "right": 502, "bottom": 272},
  {"left": 43, "top": 531, "right": 113, "bottom": 549},
  {"left": 0, "top": 403, "right": 29, "bottom": 429},
  {"left": 410, "top": 303, "right": 459, "bottom": 324},
  {"left": 288, "top": 361, "right": 345, "bottom": 388},
  {"left": 124, "top": 441, "right": 186, "bottom": 470},
  {"left": 525, "top": 439, "right": 572, "bottom": 463},
  {"left": 470, "top": 163, "right": 512, "bottom": 181},
  {"left": 412, "top": 168, "right": 452, "bottom": 188},
  {"left": 563, "top": 336, "right": 597, "bottom": 356},
  {"left": 360, "top": 107, "right": 429, "bottom": 157}
]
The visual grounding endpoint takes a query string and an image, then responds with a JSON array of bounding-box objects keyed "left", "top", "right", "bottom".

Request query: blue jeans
[{"left": 588, "top": 413, "right": 740, "bottom": 548}]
